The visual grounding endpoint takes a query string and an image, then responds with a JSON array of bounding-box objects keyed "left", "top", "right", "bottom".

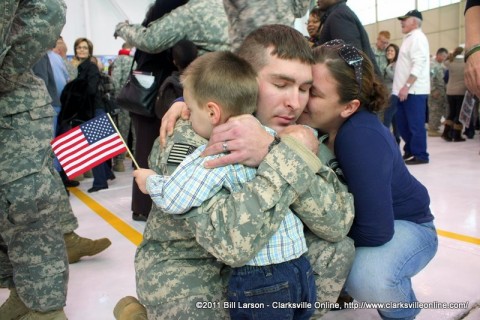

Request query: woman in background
[
  {"left": 382, "top": 43, "right": 401, "bottom": 144},
  {"left": 298, "top": 40, "right": 437, "bottom": 320},
  {"left": 305, "top": 7, "right": 323, "bottom": 48},
  {"left": 71, "top": 38, "right": 115, "bottom": 192}
]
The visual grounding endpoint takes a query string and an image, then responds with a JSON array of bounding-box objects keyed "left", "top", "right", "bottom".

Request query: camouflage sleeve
[
  {"left": 111, "top": 59, "right": 126, "bottom": 98},
  {"left": 183, "top": 135, "right": 322, "bottom": 267},
  {"left": 292, "top": 0, "right": 311, "bottom": 18},
  {"left": 115, "top": 8, "right": 189, "bottom": 54},
  {"left": 0, "top": 0, "right": 66, "bottom": 92},
  {"left": 290, "top": 164, "right": 354, "bottom": 242}
]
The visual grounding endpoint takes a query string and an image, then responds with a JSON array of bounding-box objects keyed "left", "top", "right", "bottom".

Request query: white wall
[{"left": 61, "top": 0, "right": 153, "bottom": 56}]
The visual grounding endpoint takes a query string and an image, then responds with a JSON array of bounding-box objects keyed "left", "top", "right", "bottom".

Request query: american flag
[{"left": 51, "top": 114, "right": 127, "bottom": 179}]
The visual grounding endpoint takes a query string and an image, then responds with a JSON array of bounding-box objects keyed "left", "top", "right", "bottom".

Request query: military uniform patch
[
  {"left": 326, "top": 158, "right": 347, "bottom": 185},
  {"left": 167, "top": 143, "right": 197, "bottom": 164}
]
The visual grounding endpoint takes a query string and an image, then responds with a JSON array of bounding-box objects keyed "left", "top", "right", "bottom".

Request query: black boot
[
  {"left": 452, "top": 124, "right": 466, "bottom": 142},
  {"left": 441, "top": 120, "right": 453, "bottom": 142},
  {"left": 59, "top": 170, "right": 80, "bottom": 187}
]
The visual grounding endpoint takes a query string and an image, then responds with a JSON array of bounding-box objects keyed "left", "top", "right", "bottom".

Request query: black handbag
[{"left": 116, "top": 59, "right": 161, "bottom": 118}]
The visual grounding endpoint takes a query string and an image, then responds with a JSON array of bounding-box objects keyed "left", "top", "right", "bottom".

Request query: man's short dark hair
[{"left": 172, "top": 39, "right": 198, "bottom": 71}]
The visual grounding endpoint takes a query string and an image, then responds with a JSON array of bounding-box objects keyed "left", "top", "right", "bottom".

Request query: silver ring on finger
[{"left": 222, "top": 141, "right": 228, "bottom": 152}]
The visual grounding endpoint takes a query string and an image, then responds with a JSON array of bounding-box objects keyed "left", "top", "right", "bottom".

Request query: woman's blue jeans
[{"left": 345, "top": 220, "right": 438, "bottom": 320}]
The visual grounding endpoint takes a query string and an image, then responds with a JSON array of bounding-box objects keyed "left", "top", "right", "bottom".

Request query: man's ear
[
  {"left": 340, "top": 99, "right": 361, "bottom": 118},
  {"left": 206, "top": 102, "right": 222, "bottom": 125}
]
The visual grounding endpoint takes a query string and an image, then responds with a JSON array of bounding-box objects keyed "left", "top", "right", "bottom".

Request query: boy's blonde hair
[{"left": 181, "top": 51, "right": 258, "bottom": 117}]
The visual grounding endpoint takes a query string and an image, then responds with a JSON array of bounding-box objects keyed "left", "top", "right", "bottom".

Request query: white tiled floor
[{"left": 1, "top": 133, "right": 479, "bottom": 320}]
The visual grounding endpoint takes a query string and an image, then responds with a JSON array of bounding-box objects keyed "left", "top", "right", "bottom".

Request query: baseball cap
[{"left": 398, "top": 9, "right": 423, "bottom": 21}]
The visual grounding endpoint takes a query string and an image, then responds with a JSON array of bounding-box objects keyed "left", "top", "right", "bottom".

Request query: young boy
[{"left": 133, "top": 51, "right": 316, "bottom": 319}]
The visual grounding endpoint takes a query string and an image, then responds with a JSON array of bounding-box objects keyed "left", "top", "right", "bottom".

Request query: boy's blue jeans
[
  {"left": 345, "top": 220, "right": 438, "bottom": 320},
  {"left": 227, "top": 255, "right": 316, "bottom": 320}
]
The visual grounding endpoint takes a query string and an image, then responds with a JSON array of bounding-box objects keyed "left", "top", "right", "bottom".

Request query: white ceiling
[{"left": 62, "top": 0, "right": 153, "bottom": 56}]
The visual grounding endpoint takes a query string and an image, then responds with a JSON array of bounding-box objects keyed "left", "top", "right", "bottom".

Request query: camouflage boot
[
  {"left": 64, "top": 232, "right": 111, "bottom": 264},
  {"left": 18, "top": 309, "right": 67, "bottom": 320},
  {"left": 113, "top": 296, "right": 147, "bottom": 320},
  {"left": 0, "top": 288, "right": 29, "bottom": 320}
]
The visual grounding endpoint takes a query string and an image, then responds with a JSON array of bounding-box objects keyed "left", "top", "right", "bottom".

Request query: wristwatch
[{"left": 267, "top": 135, "right": 281, "bottom": 153}]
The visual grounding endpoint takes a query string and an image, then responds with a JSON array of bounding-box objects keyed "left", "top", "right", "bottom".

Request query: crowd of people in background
[{"left": 1, "top": 0, "right": 480, "bottom": 319}]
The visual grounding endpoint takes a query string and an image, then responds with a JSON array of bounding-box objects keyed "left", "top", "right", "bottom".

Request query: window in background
[
  {"left": 347, "top": 0, "right": 377, "bottom": 25},
  {"left": 417, "top": 0, "right": 460, "bottom": 11},
  {"left": 377, "top": 0, "right": 415, "bottom": 21},
  {"left": 347, "top": 0, "right": 462, "bottom": 24}
]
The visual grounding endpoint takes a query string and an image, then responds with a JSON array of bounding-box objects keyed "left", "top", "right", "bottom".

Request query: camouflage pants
[
  {"left": 305, "top": 233, "right": 355, "bottom": 316},
  {"left": 0, "top": 110, "right": 76, "bottom": 311},
  {"left": 114, "top": 108, "right": 134, "bottom": 163},
  {"left": 428, "top": 91, "right": 448, "bottom": 131},
  {"left": 135, "top": 236, "right": 354, "bottom": 319}
]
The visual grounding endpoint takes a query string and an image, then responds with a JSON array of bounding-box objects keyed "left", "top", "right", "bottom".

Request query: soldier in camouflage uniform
[
  {"left": 222, "top": 0, "right": 311, "bottom": 50},
  {"left": 371, "top": 30, "right": 391, "bottom": 76},
  {"left": 0, "top": 1, "right": 73, "bottom": 319},
  {"left": 428, "top": 47, "right": 449, "bottom": 136},
  {"left": 115, "top": 25, "right": 354, "bottom": 320},
  {"left": 111, "top": 43, "right": 135, "bottom": 172}
]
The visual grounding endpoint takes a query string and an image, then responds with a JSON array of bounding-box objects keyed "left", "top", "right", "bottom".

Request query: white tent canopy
[{"left": 62, "top": 0, "right": 153, "bottom": 56}]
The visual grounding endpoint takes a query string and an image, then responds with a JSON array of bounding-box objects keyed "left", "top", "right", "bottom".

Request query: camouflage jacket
[
  {"left": 372, "top": 46, "right": 388, "bottom": 77},
  {"left": 223, "top": 0, "right": 311, "bottom": 50},
  {"left": 430, "top": 59, "right": 446, "bottom": 97},
  {"left": 137, "top": 120, "right": 354, "bottom": 305},
  {"left": 115, "top": 0, "right": 230, "bottom": 55},
  {"left": 111, "top": 54, "right": 133, "bottom": 98},
  {"left": 0, "top": 0, "right": 66, "bottom": 118}
]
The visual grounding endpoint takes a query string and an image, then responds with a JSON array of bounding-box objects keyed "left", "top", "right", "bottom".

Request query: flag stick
[{"left": 106, "top": 113, "right": 140, "bottom": 170}]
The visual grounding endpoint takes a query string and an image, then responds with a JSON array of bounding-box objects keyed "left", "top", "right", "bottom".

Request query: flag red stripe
[
  {"left": 63, "top": 145, "right": 126, "bottom": 178},
  {"left": 50, "top": 114, "right": 128, "bottom": 179},
  {"left": 60, "top": 135, "right": 124, "bottom": 168},
  {"left": 51, "top": 129, "right": 84, "bottom": 154},
  {"left": 62, "top": 144, "right": 125, "bottom": 174}
]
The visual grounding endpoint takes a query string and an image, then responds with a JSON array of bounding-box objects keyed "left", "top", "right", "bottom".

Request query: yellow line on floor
[
  {"left": 70, "top": 188, "right": 480, "bottom": 247},
  {"left": 69, "top": 187, "right": 143, "bottom": 246},
  {"left": 437, "top": 229, "right": 480, "bottom": 245}
]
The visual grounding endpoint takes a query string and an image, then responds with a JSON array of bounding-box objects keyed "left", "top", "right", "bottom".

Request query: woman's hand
[
  {"left": 159, "top": 101, "right": 190, "bottom": 147},
  {"left": 201, "top": 115, "right": 273, "bottom": 168},
  {"left": 279, "top": 125, "right": 319, "bottom": 155}
]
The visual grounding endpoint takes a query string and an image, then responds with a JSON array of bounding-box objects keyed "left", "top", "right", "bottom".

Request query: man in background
[
  {"left": 372, "top": 30, "right": 391, "bottom": 75},
  {"left": 111, "top": 42, "right": 135, "bottom": 172},
  {"left": 393, "top": 9, "right": 430, "bottom": 164},
  {"left": 428, "top": 47, "right": 449, "bottom": 137}
]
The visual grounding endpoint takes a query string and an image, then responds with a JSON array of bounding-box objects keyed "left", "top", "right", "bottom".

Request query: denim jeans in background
[
  {"left": 383, "top": 95, "right": 401, "bottom": 144},
  {"left": 91, "top": 109, "right": 115, "bottom": 188},
  {"left": 396, "top": 94, "right": 429, "bottom": 161},
  {"left": 345, "top": 220, "right": 438, "bottom": 320},
  {"left": 227, "top": 256, "right": 316, "bottom": 320},
  {"left": 52, "top": 105, "right": 62, "bottom": 172}
]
